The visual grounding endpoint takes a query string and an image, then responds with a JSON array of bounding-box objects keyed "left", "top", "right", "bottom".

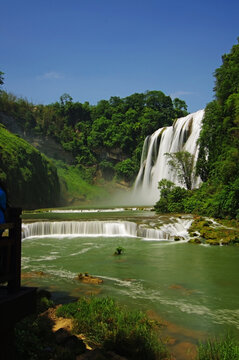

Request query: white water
[
  {"left": 133, "top": 110, "right": 204, "bottom": 204},
  {"left": 49, "top": 208, "right": 130, "bottom": 213},
  {"left": 22, "top": 218, "right": 193, "bottom": 241}
]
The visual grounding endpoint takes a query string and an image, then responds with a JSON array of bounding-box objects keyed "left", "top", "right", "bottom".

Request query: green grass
[
  {"left": 0, "top": 124, "right": 60, "bottom": 208},
  {"left": 56, "top": 296, "right": 168, "bottom": 360},
  {"left": 197, "top": 334, "right": 239, "bottom": 360},
  {"left": 54, "top": 161, "right": 109, "bottom": 203}
]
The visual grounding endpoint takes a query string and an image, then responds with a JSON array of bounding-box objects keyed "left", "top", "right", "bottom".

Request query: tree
[
  {"left": 213, "top": 38, "right": 239, "bottom": 104},
  {"left": 165, "top": 151, "right": 194, "bottom": 190},
  {"left": 173, "top": 98, "right": 188, "bottom": 118},
  {"left": 60, "top": 93, "right": 73, "bottom": 106},
  {"left": 154, "top": 179, "right": 173, "bottom": 213},
  {"left": 0, "top": 71, "right": 4, "bottom": 86}
]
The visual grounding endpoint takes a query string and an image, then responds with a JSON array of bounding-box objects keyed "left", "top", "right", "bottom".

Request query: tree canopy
[{"left": 0, "top": 89, "right": 188, "bottom": 185}]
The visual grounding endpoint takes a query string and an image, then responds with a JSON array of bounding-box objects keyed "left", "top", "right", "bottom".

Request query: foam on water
[{"left": 22, "top": 218, "right": 193, "bottom": 242}]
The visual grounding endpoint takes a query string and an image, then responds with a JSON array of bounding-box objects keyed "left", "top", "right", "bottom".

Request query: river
[{"left": 21, "top": 208, "right": 239, "bottom": 359}]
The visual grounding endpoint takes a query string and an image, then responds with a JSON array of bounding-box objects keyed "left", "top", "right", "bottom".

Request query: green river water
[{"left": 21, "top": 209, "right": 239, "bottom": 358}]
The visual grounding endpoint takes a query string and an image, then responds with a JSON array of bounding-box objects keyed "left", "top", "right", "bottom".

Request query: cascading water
[
  {"left": 22, "top": 218, "right": 193, "bottom": 241},
  {"left": 133, "top": 109, "right": 204, "bottom": 205}
]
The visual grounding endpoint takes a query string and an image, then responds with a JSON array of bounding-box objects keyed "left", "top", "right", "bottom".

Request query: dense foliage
[
  {"left": 56, "top": 296, "right": 168, "bottom": 360},
  {"left": 165, "top": 151, "right": 195, "bottom": 190},
  {"left": 154, "top": 179, "right": 188, "bottom": 214},
  {"left": 0, "top": 124, "right": 60, "bottom": 209},
  {"left": 155, "top": 39, "right": 239, "bottom": 219},
  {"left": 0, "top": 88, "right": 187, "bottom": 185}
]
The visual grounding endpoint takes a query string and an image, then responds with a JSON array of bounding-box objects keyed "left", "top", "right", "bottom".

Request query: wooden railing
[{"left": 0, "top": 208, "right": 22, "bottom": 293}]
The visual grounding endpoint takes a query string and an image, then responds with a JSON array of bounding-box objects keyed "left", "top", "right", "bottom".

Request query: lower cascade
[
  {"left": 133, "top": 109, "right": 204, "bottom": 205},
  {"left": 22, "top": 218, "right": 192, "bottom": 241}
]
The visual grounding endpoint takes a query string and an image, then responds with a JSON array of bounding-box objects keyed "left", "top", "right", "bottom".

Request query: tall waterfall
[{"left": 133, "top": 109, "right": 204, "bottom": 205}]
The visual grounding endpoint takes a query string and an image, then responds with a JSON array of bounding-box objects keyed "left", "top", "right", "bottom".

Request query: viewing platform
[{"left": 0, "top": 208, "right": 37, "bottom": 359}]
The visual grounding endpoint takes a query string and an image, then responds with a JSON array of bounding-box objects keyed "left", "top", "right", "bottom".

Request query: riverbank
[
  {"left": 20, "top": 209, "right": 239, "bottom": 359},
  {"left": 15, "top": 289, "right": 239, "bottom": 360},
  {"left": 15, "top": 291, "right": 170, "bottom": 360}
]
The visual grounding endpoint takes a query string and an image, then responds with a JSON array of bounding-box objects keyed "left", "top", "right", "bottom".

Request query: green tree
[
  {"left": 115, "top": 158, "right": 138, "bottom": 183},
  {"left": 165, "top": 151, "right": 195, "bottom": 190},
  {"left": 173, "top": 98, "right": 188, "bottom": 118},
  {"left": 154, "top": 179, "right": 175, "bottom": 213},
  {"left": 60, "top": 93, "right": 72, "bottom": 106},
  {"left": 0, "top": 71, "right": 4, "bottom": 86},
  {"left": 154, "top": 179, "right": 189, "bottom": 214},
  {"left": 214, "top": 38, "right": 239, "bottom": 104}
]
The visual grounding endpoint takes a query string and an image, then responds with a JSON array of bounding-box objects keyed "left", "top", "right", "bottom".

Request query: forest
[
  {"left": 0, "top": 87, "right": 187, "bottom": 183},
  {"left": 0, "top": 70, "right": 187, "bottom": 208},
  {"left": 0, "top": 40, "right": 239, "bottom": 218}
]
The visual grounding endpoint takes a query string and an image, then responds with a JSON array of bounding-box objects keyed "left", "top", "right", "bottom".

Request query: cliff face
[
  {"left": 0, "top": 124, "right": 61, "bottom": 209},
  {"left": 0, "top": 112, "right": 74, "bottom": 164}
]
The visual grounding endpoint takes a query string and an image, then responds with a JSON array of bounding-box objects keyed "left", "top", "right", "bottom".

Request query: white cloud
[
  {"left": 170, "top": 91, "right": 194, "bottom": 99},
  {"left": 37, "top": 71, "right": 64, "bottom": 80}
]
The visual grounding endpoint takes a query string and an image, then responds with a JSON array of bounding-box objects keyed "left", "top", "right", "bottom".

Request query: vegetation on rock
[
  {"left": 76, "top": 273, "right": 103, "bottom": 284},
  {"left": 114, "top": 246, "right": 125, "bottom": 255},
  {"left": 188, "top": 216, "right": 239, "bottom": 246}
]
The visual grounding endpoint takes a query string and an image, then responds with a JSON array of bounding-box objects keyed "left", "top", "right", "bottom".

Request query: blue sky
[{"left": 1, "top": 0, "right": 239, "bottom": 113}]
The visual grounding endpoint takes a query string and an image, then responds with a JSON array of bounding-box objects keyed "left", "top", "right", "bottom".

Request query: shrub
[
  {"left": 56, "top": 296, "right": 168, "bottom": 360},
  {"left": 197, "top": 334, "right": 239, "bottom": 360}
]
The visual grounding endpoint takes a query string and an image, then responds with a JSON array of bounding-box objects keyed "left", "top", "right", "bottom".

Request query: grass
[
  {"left": 197, "top": 334, "right": 239, "bottom": 360},
  {"left": 54, "top": 160, "right": 109, "bottom": 203},
  {"left": 56, "top": 296, "right": 169, "bottom": 360}
]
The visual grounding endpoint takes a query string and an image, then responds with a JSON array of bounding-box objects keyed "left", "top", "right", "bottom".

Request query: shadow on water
[
  {"left": 147, "top": 310, "right": 205, "bottom": 360},
  {"left": 21, "top": 272, "right": 103, "bottom": 305}
]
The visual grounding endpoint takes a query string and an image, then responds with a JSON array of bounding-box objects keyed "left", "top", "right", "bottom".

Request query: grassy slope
[
  {"left": 0, "top": 124, "right": 60, "bottom": 208},
  {"left": 0, "top": 122, "right": 110, "bottom": 207},
  {"left": 55, "top": 161, "right": 109, "bottom": 205}
]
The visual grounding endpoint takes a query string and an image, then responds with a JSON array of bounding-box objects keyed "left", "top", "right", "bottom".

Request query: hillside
[
  {"left": 0, "top": 112, "right": 74, "bottom": 164},
  {"left": 0, "top": 124, "right": 60, "bottom": 209},
  {"left": 0, "top": 90, "right": 188, "bottom": 186}
]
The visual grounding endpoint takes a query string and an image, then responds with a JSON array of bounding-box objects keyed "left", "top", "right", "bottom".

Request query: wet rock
[
  {"left": 55, "top": 328, "right": 69, "bottom": 344},
  {"left": 76, "top": 273, "right": 103, "bottom": 284},
  {"left": 174, "top": 236, "right": 183, "bottom": 241},
  {"left": 206, "top": 240, "right": 220, "bottom": 246},
  {"left": 188, "top": 238, "right": 202, "bottom": 244},
  {"left": 55, "top": 328, "right": 86, "bottom": 354}
]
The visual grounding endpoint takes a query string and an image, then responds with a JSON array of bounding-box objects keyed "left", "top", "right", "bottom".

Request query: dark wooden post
[{"left": 8, "top": 208, "right": 22, "bottom": 293}]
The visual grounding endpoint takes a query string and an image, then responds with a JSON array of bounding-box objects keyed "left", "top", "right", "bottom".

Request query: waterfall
[
  {"left": 22, "top": 218, "right": 192, "bottom": 241},
  {"left": 22, "top": 221, "right": 137, "bottom": 238},
  {"left": 133, "top": 109, "right": 204, "bottom": 205}
]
